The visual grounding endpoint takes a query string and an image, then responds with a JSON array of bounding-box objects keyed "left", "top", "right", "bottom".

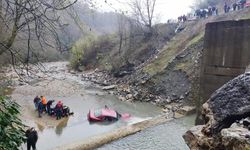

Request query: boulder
[
  {"left": 184, "top": 73, "right": 250, "bottom": 149},
  {"left": 203, "top": 73, "right": 250, "bottom": 135},
  {"left": 178, "top": 106, "right": 196, "bottom": 115},
  {"left": 118, "top": 96, "right": 126, "bottom": 101},
  {"left": 126, "top": 94, "right": 133, "bottom": 100}
]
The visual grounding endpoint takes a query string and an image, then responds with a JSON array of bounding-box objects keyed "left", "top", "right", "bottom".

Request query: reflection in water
[
  {"left": 55, "top": 117, "right": 69, "bottom": 135},
  {"left": 89, "top": 120, "right": 118, "bottom": 126},
  {"left": 35, "top": 122, "right": 45, "bottom": 132}
]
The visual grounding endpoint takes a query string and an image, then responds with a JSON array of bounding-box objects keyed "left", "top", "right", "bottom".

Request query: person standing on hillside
[
  {"left": 233, "top": 2, "right": 237, "bottom": 11},
  {"left": 224, "top": 3, "right": 228, "bottom": 13}
]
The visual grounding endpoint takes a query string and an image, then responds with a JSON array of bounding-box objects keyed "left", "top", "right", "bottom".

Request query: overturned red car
[{"left": 88, "top": 107, "right": 121, "bottom": 122}]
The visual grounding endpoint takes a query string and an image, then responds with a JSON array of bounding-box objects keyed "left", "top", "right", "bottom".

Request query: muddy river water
[{"left": 10, "top": 62, "right": 194, "bottom": 150}]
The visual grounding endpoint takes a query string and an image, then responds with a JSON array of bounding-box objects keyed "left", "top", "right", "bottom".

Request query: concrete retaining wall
[{"left": 200, "top": 19, "right": 250, "bottom": 101}]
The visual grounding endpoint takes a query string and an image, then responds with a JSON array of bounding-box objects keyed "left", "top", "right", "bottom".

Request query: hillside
[
  {"left": 78, "top": 8, "right": 250, "bottom": 106},
  {"left": 135, "top": 8, "right": 250, "bottom": 103}
]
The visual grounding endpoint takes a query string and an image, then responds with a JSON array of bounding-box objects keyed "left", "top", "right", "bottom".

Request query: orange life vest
[{"left": 41, "top": 97, "right": 47, "bottom": 105}]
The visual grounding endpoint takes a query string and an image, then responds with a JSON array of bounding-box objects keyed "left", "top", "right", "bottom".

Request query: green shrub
[
  {"left": 0, "top": 96, "right": 26, "bottom": 150},
  {"left": 70, "top": 34, "right": 116, "bottom": 70},
  {"left": 70, "top": 34, "right": 97, "bottom": 70}
]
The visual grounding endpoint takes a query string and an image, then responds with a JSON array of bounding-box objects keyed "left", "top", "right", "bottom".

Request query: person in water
[
  {"left": 40, "top": 96, "right": 47, "bottom": 112},
  {"left": 46, "top": 100, "right": 55, "bottom": 115},
  {"left": 25, "top": 127, "right": 38, "bottom": 150},
  {"left": 33, "top": 96, "right": 41, "bottom": 110},
  {"left": 55, "top": 101, "right": 63, "bottom": 120},
  {"left": 37, "top": 100, "right": 44, "bottom": 118}
]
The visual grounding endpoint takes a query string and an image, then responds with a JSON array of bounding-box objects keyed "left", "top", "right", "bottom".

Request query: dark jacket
[{"left": 33, "top": 97, "right": 40, "bottom": 104}]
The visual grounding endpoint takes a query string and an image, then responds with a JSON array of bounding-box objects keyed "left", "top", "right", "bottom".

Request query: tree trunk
[
  {"left": 0, "top": 4, "right": 20, "bottom": 56},
  {"left": 0, "top": 0, "right": 2, "bottom": 42},
  {"left": 0, "top": 23, "right": 18, "bottom": 55}
]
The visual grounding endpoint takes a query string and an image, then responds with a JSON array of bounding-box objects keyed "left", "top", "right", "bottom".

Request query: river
[
  {"left": 98, "top": 115, "right": 195, "bottom": 150},
  {"left": 9, "top": 62, "right": 194, "bottom": 150}
]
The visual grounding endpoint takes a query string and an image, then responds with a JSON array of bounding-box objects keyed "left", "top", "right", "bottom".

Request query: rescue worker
[
  {"left": 37, "top": 101, "right": 43, "bottom": 118},
  {"left": 62, "top": 106, "right": 70, "bottom": 117},
  {"left": 33, "top": 96, "right": 41, "bottom": 110},
  {"left": 46, "top": 100, "right": 55, "bottom": 116},
  {"left": 40, "top": 96, "right": 47, "bottom": 112},
  {"left": 55, "top": 101, "right": 63, "bottom": 120},
  {"left": 26, "top": 127, "right": 38, "bottom": 150}
]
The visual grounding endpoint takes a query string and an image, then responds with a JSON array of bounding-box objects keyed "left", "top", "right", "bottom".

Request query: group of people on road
[
  {"left": 33, "top": 96, "right": 72, "bottom": 120},
  {"left": 195, "top": 6, "right": 219, "bottom": 19},
  {"left": 179, "top": 0, "right": 249, "bottom": 22},
  {"left": 225, "top": 0, "right": 247, "bottom": 13},
  {"left": 177, "top": 15, "right": 187, "bottom": 22}
]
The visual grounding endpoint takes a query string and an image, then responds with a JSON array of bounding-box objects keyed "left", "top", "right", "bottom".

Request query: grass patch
[
  {"left": 186, "top": 32, "right": 204, "bottom": 48},
  {"left": 175, "top": 61, "right": 192, "bottom": 71},
  {"left": 143, "top": 31, "right": 204, "bottom": 75},
  {"left": 143, "top": 39, "right": 180, "bottom": 75}
]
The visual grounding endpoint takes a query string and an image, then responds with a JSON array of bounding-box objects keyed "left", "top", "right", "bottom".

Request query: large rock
[
  {"left": 221, "top": 126, "right": 250, "bottom": 150},
  {"left": 183, "top": 73, "right": 250, "bottom": 150},
  {"left": 203, "top": 73, "right": 250, "bottom": 135}
]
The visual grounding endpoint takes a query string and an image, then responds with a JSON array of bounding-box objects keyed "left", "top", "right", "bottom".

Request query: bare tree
[
  {"left": 129, "top": 0, "right": 157, "bottom": 35},
  {"left": 117, "top": 13, "right": 127, "bottom": 56},
  {"left": 0, "top": 0, "right": 79, "bottom": 67}
]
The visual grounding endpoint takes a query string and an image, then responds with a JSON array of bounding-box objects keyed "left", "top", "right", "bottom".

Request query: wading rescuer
[
  {"left": 25, "top": 127, "right": 38, "bottom": 150},
  {"left": 55, "top": 101, "right": 63, "bottom": 120},
  {"left": 37, "top": 100, "right": 43, "bottom": 118},
  {"left": 33, "top": 96, "right": 41, "bottom": 110},
  {"left": 46, "top": 100, "right": 55, "bottom": 115},
  {"left": 41, "top": 96, "right": 47, "bottom": 112}
]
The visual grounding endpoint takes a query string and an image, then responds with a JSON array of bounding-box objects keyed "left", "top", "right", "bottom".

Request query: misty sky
[{"left": 95, "top": 0, "right": 195, "bottom": 22}]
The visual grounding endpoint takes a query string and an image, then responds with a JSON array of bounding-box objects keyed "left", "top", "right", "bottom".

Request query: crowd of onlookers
[
  {"left": 177, "top": 0, "right": 249, "bottom": 23},
  {"left": 177, "top": 6, "right": 219, "bottom": 22},
  {"left": 225, "top": 0, "right": 247, "bottom": 13},
  {"left": 195, "top": 6, "right": 219, "bottom": 19}
]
